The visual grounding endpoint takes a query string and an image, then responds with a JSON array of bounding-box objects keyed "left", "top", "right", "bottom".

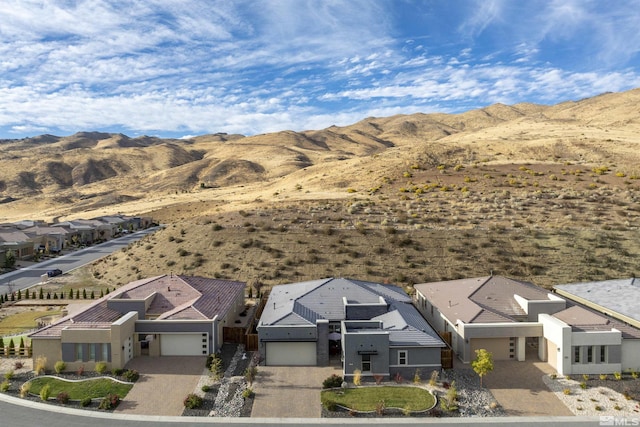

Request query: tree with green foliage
[
  {"left": 99, "top": 289, "right": 104, "bottom": 298},
  {"left": 24, "top": 289, "right": 29, "bottom": 299},
  {"left": 472, "top": 349, "right": 494, "bottom": 387},
  {"left": 0, "top": 294, "right": 4, "bottom": 304},
  {"left": 46, "top": 292, "right": 51, "bottom": 299},
  {"left": 68, "top": 289, "right": 74, "bottom": 299},
  {"left": 53, "top": 292, "right": 58, "bottom": 299},
  {"left": 0, "top": 337, "right": 4, "bottom": 356},
  {"left": 3, "top": 249, "right": 16, "bottom": 269},
  {"left": 90, "top": 290, "right": 95, "bottom": 299},
  {"left": 17, "top": 289, "right": 22, "bottom": 300},
  {"left": 82, "top": 289, "right": 87, "bottom": 299},
  {"left": 39, "top": 288, "right": 44, "bottom": 299},
  {"left": 75, "top": 289, "right": 80, "bottom": 299},
  {"left": 32, "top": 291, "right": 36, "bottom": 299},
  {"left": 19, "top": 337, "right": 25, "bottom": 355},
  {"left": 8, "top": 338, "right": 14, "bottom": 356}
]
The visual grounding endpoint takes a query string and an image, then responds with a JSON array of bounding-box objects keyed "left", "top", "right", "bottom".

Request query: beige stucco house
[{"left": 29, "top": 274, "right": 246, "bottom": 371}]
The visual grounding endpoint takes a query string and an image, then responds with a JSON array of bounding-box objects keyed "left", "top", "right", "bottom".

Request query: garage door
[
  {"left": 265, "top": 342, "right": 316, "bottom": 366},
  {"left": 160, "top": 333, "right": 208, "bottom": 356}
]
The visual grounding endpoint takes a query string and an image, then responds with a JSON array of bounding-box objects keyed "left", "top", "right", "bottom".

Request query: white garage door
[
  {"left": 160, "top": 333, "right": 208, "bottom": 356},
  {"left": 265, "top": 342, "right": 316, "bottom": 366}
]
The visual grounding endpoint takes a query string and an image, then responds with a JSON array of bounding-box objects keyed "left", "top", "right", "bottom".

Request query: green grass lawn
[
  {"left": 0, "top": 310, "right": 62, "bottom": 337},
  {"left": 321, "top": 386, "right": 435, "bottom": 411},
  {"left": 27, "top": 377, "right": 133, "bottom": 400}
]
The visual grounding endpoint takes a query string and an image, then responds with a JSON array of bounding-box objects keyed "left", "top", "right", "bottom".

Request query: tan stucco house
[{"left": 29, "top": 274, "right": 246, "bottom": 371}]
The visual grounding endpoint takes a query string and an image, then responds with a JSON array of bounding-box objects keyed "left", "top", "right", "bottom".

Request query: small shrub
[
  {"left": 20, "top": 382, "right": 31, "bottom": 398},
  {"left": 77, "top": 365, "right": 84, "bottom": 376},
  {"left": 201, "top": 385, "right": 211, "bottom": 393},
  {"left": 429, "top": 370, "right": 439, "bottom": 386},
  {"left": 632, "top": 370, "right": 639, "bottom": 379},
  {"left": 40, "top": 384, "right": 51, "bottom": 401},
  {"left": 563, "top": 388, "right": 571, "bottom": 395},
  {"left": 322, "top": 396, "right": 337, "bottom": 411},
  {"left": 322, "top": 374, "right": 343, "bottom": 389},
  {"left": 56, "top": 391, "right": 70, "bottom": 404},
  {"left": 123, "top": 369, "right": 139, "bottom": 382},
  {"left": 112, "top": 368, "right": 124, "bottom": 376},
  {"left": 580, "top": 381, "right": 588, "bottom": 389},
  {"left": 14, "top": 361, "right": 23, "bottom": 370},
  {"left": 413, "top": 369, "right": 421, "bottom": 384},
  {"left": 614, "top": 371, "right": 622, "bottom": 381},
  {"left": 95, "top": 361, "right": 107, "bottom": 374},
  {"left": 394, "top": 372, "right": 403, "bottom": 384},
  {"left": 242, "top": 387, "right": 254, "bottom": 399},
  {"left": 550, "top": 373, "right": 557, "bottom": 380},
  {"left": 183, "top": 393, "right": 203, "bottom": 409},
  {"left": 209, "top": 355, "right": 223, "bottom": 380},
  {"left": 33, "top": 356, "right": 47, "bottom": 375},
  {"left": 244, "top": 366, "right": 258, "bottom": 386},
  {"left": 594, "top": 405, "right": 603, "bottom": 411},
  {"left": 81, "top": 397, "right": 92, "bottom": 407},
  {"left": 582, "top": 374, "right": 589, "bottom": 381},
  {"left": 373, "top": 374, "right": 384, "bottom": 385},
  {"left": 99, "top": 393, "right": 120, "bottom": 410},
  {"left": 375, "top": 399, "right": 386, "bottom": 416},
  {"left": 54, "top": 361, "right": 66, "bottom": 374},
  {"left": 1, "top": 380, "right": 9, "bottom": 392},
  {"left": 353, "top": 369, "right": 362, "bottom": 386},
  {"left": 599, "top": 374, "right": 608, "bottom": 381},
  {"left": 4, "top": 369, "right": 14, "bottom": 380}
]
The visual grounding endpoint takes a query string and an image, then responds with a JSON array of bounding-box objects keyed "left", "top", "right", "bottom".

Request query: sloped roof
[
  {"left": 259, "top": 277, "right": 445, "bottom": 347},
  {"left": 30, "top": 275, "right": 245, "bottom": 338},
  {"left": 554, "top": 278, "right": 640, "bottom": 325},
  {"left": 552, "top": 303, "right": 640, "bottom": 339},
  {"left": 414, "top": 276, "right": 552, "bottom": 324}
]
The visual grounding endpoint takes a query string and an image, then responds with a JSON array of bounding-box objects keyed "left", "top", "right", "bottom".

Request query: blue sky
[{"left": 0, "top": 0, "right": 639, "bottom": 139}]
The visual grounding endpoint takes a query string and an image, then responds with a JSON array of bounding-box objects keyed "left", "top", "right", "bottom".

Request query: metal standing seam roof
[
  {"left": 29, "top": 275, "right": 246, "bottom": 338},
  {"left": 259, "top": 277, "right": 445, "bottom": 347}
]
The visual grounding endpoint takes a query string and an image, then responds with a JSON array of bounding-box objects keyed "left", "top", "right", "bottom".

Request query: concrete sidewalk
[
  {"left": 114, "top": 356, "right": 206, "bottom": 416},
  {"left": 484, "top": 359, "right": 574, "bottom": 416},
  {"left": 251, "top": 365, "right": 341, "bottom": 418}
]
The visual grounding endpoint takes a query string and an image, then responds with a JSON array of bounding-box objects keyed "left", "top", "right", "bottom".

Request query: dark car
[{"left": 46, "top": 268, "right": 63, "bottom": 277}]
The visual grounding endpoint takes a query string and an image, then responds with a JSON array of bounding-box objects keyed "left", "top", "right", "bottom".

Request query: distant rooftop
[{"left": 554, "top": 278, "right": 640, "bottom": 326}]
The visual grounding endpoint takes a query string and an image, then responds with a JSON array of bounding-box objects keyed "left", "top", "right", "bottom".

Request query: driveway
[
  {"left": 114, "top": 356, "right": 206, "bottom": 416},
  {"left": 251, "top": 365, "right": 341, "bottom": 418},
  {"left": 484, "top": 359, "right": 574, "bottom": 416}
]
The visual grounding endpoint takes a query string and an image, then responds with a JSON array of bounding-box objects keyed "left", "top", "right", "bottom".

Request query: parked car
[{"left": 46, "top": 268, "right": 63, "bottom": 277}]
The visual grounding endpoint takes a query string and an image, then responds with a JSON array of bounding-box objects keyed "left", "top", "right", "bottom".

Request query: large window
[
  {"left": 587, "top": 346, "right": 593, "bottom": 363},
  {"left": 573, "top": 346, "right": 580, "bottom": 363},
  {"left": 75, "top": 343, "right": 83, "bottom": 361},
  {"left": 102, "top": 344, "right": 109, "bottom": 362},
  {"left": 398, "top": 350, "right": 407, "bottom": 365},
  {"left": 89, "top": 344, "right": 96, "bottom": 361}
]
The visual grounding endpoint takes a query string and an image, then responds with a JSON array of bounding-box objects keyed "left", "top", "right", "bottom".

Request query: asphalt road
[
  {"left": 0, "top": 394, "right": 609, "bottom": 427},
  {"left": 0, "top": 227, "right": 161, "bottom": 293}
]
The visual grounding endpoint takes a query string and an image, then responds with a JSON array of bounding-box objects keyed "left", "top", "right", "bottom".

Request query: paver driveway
[
  {"left": 484, "top": 359, "right": 574, "bottom": 416},
  {"left": 251, "top": 365, "right": 341, "bottom": 418},
  {"left": 114, "top": 356, "right": 206, "bottom": 416}
]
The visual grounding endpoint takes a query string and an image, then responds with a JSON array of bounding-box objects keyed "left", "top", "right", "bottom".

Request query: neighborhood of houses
[{"left": 2, "top": 217, "right": 640, "bottom": 380}]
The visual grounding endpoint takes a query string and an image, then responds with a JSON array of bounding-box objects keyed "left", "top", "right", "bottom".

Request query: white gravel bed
[{"left": 543, "top": 374, "right": 640, "bottom": 417}]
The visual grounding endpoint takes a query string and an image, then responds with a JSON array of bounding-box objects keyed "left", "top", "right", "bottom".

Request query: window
[
  {"left": 102, "top": 344, "right": 109, "bottom": 362},
  {"left": 75, "top": 344, "right": 83, "bottom": 361},
  {"left": 599, "top": 346, "right": 607, "bottom": 363},
  {"left": 398, "top": 350, "right": 407, "bottom": 365},
  {"left": 573, "top": 346, "right": 580, "bottom": 363},
  {"left": 362, "top": 354, "right": 371, "bottom": 372},
  {"left": 89, "top": 344, "right": 96, "bottom": 361},
  {"left": 587, "top": 346, "right": 593, "bottom": 363}
]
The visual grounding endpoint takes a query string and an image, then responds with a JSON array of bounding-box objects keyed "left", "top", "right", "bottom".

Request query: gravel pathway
[{"left": 543, "top": 374, "right": 640, "bottom": 417}]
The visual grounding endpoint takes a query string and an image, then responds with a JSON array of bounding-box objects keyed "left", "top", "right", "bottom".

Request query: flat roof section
[{"left": 554, "top": 278, "right": 640, "bottom": 326}]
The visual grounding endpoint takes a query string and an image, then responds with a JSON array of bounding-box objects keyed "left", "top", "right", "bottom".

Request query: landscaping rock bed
[{"left": 182, "top": 343, "right": 256, "bottom": 417}]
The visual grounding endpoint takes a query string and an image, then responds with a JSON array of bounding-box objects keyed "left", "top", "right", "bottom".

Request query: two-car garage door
[
  {"left": 160, "top": 333, "right": 208, "bottom": 356},
  {"left": 265, "top": 342, "right": 316, "bottom": 366}
]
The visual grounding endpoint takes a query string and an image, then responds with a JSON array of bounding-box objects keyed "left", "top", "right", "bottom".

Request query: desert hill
[{"left": 4, "top": 88, "right": 640, "bottom": 288}]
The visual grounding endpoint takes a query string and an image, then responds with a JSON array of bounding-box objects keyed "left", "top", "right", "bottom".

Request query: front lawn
[
  {"left": 27, "top": 377, "right": 132, "bottom": 400},
  {"left": 321, "top": 386, "right": 435, "bottom": 411}
]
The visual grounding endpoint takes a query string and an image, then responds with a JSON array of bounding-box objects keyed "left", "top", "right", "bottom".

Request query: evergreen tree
[
  {"left": 68, "top": 289, "right": 74, "bottom": 299},
  {"left": 75, "top": 289, "right": 80, "bottom": 299},
  {"left": 46, "top": 292, "right": 51, "bottom": 299},
  {"left": 82, "top": 289, "right": 87, "bottom": 299},
  {"left": 19, "top": 337, "right": 25, "bottom": 355},
  {"left": 105, "top": 288, "right": 110, "bottom": 295},
  {"left": 8, "top": 338, "right": 14, "bottom": 356},
  {"left": 39, "top": 288, "right": 44, "bottom": 299},
  {"left": 32, "top": 291, "right": 36, "bottom": 299},
  {"left": 99, "top": 289, "right": 104, "bottom": 298},
  {"left": 17, "top": 289, "right": 22, "bottom": 300},
  {"left": 90, "top": 290, "right": 95, "bottom": 299},
  {"left": 53, "top": 292, "right": 58, "bottom": 299},
  {"left": 10, "top": 293, "right": 15, "bottom": 301},
  {"left": 0, "top": 294, "right": 4, "bottom": 304},
  {"left": 24, "top": 289, "right": 29, "bottom": 299}
]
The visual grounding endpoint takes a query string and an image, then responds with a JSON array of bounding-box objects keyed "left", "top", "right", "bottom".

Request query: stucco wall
[
  {"left": 622, "top": 339, "right": 640, "bottom": 372},
  {"left": 342, "top": 331, "right": 389, "bottom": 377},
  {"left": 31, "top": 338, "right": 62, "bottom": 371}
]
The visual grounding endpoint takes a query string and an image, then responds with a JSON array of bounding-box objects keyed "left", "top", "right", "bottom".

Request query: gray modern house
[{"left": 257, "top": 278, "right": 446, "bottom": 380}]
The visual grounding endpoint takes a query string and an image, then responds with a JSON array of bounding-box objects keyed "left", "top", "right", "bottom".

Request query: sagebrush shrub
[{"left": 322, "top": 374, "right": 343, "bottom": 389}]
